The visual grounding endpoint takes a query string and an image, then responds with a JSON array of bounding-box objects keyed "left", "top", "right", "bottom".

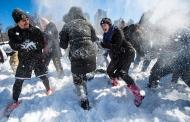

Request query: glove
[
  {"left": 100, "top": 42, "right": 112, "bottom": 49},
  {"left": 21, "top": 42, "right": 37, "bottom": 51}
]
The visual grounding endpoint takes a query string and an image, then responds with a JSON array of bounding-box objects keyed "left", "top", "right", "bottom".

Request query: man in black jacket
[
  {"left": 39, "top": 17, "right": 64, "bottom": 78},
  {"left": 100, "top": 18, "right": 145, "bottom": 107},
  {"left": 8, "top": 8, "right": 52, "bottom": 108},
  {"left": 59, "top": 7, "right": 97, "bottom": 110}
]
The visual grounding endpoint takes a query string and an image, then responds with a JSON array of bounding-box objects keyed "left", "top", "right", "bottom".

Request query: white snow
[{"left": 0, "top": 51, "right": 190, "bottom": 122}]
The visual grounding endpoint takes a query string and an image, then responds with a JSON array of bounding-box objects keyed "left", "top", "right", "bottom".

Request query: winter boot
[
  {"left": 148, "top": 80, "right": 159, "bottom": 88},
  {"left": 4, "top": 100, "right": 21, "bottom": 117},
  {"left": 111, "top": 78, "right": 119, "bottom": 86},
  {"left": 128, "top": 84, "right": 145, "bottom": 107},
  {"left": 46, "top": 89, "right": 53, "bottom": 96},
  {"left": 80, "top": 98, "right": 90, "bottom": 110}
]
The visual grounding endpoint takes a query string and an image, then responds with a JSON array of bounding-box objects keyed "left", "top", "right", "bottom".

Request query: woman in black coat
[
  {"left": 59, "top": 7, "right": 97, "bottom": 110},
  {"left": 100, "top": 18, "right": 145, "bottom": 107}
]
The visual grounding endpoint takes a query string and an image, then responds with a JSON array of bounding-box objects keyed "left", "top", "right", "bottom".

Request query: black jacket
[
  {"left": 59, "top": 19, "right": 97, "bottom": 74},
  {"left": 123, "top": 24, "right": 144, "bottom": 57},
  {"left": 8, "top": 25, "right": 45, "bottom": 64},
  {"left": 101, "top": 26, "right": 135, "bottom": 60},
  {"left": 44, "top": 22, "right": 62, "bottom": 58}
]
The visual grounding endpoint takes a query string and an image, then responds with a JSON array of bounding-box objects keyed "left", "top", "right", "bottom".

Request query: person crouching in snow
[
  {"left": 8, "top": 8, "right": 53, "bottom": 108},
  {"left": 100, "top": 18, "right": 145, "bottom": 107},
  {"left": 59, "top": 7, "right": 97, "bottom": 110}
]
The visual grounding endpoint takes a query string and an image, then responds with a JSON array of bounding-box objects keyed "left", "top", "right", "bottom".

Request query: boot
[
  {"left": 111, "top": 78, "right": 119, "bottom": 86},
  {"left": 80, "top": 98, "right": 90, "bottom": 110},
  {"left": 128, "top": 83, "right": 145, "bottom": 107}
]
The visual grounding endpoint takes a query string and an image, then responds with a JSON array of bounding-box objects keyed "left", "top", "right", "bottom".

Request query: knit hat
[
  {"left": 12, "top": 8, "right": 28, "bottom": 23},
  {"left": 100, "top": 18, "right": 112, "bottom": 26}
]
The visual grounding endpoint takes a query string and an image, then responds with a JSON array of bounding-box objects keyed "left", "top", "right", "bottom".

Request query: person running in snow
[
  {"left": 39, "top": 17, "right": 64, "bottom": 78},
  {"left": 59, "top": 7, "right": 97, "bottom": 110},
  {"left": 7, "top": 8, "right": 53, "bottom": 108},
  {"left": 100, "top": 17, "right": 145, "bottom": 107}
]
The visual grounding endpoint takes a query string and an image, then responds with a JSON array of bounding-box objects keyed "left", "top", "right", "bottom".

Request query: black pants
[
  {"left": 172, "top": 70, "right": 190, "bottom": 87},
  {"left": 149, "top": 59, "right": 173, "bottom": 84},
  {"left": 13, "top": 76, "right": 50, "bottom": 102},
  {"left": 107, "top": 51, "right": 135, "bottom": 85},
  {"left": 72, "top": 73, "right": 87, "bottom": 98}
]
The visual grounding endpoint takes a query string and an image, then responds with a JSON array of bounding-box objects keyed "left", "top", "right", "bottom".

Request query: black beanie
[
  {"left": 12, "top": 8, "right": 28, "bottom": 23},
  {"left": 100, "top": 17, "right": 112, "bottom": 26}
]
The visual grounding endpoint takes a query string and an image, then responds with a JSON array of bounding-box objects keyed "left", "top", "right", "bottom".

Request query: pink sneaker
[
  {"left": 111, "top": 78, "right": 119, "bottom": 86},
  {"left": 46, "top": 89, "right": 53, "bottom": 96},
  {"left": 128, "top": 84, "right": 145, "bottom": 107},
  {"left": 8, "top": 101, "right": 21, "bottom": 110},
  {"left": 134, "top": 94, "right": 145, "bottom": 107}
]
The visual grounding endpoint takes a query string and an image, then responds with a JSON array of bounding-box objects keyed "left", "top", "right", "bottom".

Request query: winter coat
[
  {"left": 44, "top": 22, "right": 62, "bottom": 58},
  {"left": 101, "top": 26, "right": 135, "bottom": 61},
  {"left": 60, "top": 17, "right": 97, "bottom": 74},
  {"left": 8, "top": 25, "right": 45, "bottom": 65},
  {"left": 123, "top": 24, "right": 144, "bottom": 57}
]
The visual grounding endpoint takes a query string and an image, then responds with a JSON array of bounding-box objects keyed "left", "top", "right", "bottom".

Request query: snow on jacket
[
  {"left": 8, "top": 25, "right": 45, "bottom": 65},
  {"left": 101, "top": 26, "right": 135, "bottom": 60},
  {"left": 60, "top": 12, "right": 97, "bottom": 74}
]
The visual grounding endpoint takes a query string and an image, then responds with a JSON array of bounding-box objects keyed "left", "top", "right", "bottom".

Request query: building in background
[
  {"left": 114, "top": 18, "right": 126, "bottom": 29},
  {"left": 127, "top": 19, "right": 134, "bottom": 26},
  {"left": 84, "top": 13, "right": 90, "bottom": 22},
  {"left": 94, "top": 9, "right": 107, "bottom": 34},
  {"left": 0, "top": 25, "right": 9, "bottom": 43}
]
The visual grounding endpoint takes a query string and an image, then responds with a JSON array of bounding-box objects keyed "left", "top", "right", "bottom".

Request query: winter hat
[
  {"left": 100, "top": 18, "right": 112, "bottom": 26},
  {"left": 12, "top": 8, "right": 28, "bottom": 23},
  {"left": 63, "top": 6, "right": 85, "bottom": 23},
  {"left": 40, "top": 17, "right": 50, "bottom": 26}
]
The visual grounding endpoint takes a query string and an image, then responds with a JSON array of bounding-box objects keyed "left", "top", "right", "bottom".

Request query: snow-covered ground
[{"left": 0, "top": 51, "right": 190, "bottom": 122}]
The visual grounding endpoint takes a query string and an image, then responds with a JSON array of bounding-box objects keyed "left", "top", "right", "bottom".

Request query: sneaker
[
  {"left": 46, "top": 89, "right": 53, "bottom": 96},
  {"left": 80, "top": 98, "right": 90, "bottom": 110},
  {"left": 128, "top": 84, "right": 145, "bottom": 107},
  {"left": 111, "top": 78, "right": 119, "bottom": 86},
  {"left": 134, "top": 90, "right": 145, "bottom": 107},
  {"left": 7, "top": 101, "right": 21, "bottom": 110}
]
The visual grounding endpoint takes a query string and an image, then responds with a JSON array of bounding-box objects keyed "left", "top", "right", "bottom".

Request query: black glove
[
  {"left": 100, "top": 42, "right": 106, "bottom": 48},
  {"left": 100, "top": 42, "right": 112, "bottom": 49}
]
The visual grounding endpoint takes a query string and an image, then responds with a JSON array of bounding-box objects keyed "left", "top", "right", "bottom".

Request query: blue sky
[
  {"left": 0, "top": 0, "right": 37, "bottom": 31},
  {"left": 0, "top": 0, "right": 144, "bottom": 31}
]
